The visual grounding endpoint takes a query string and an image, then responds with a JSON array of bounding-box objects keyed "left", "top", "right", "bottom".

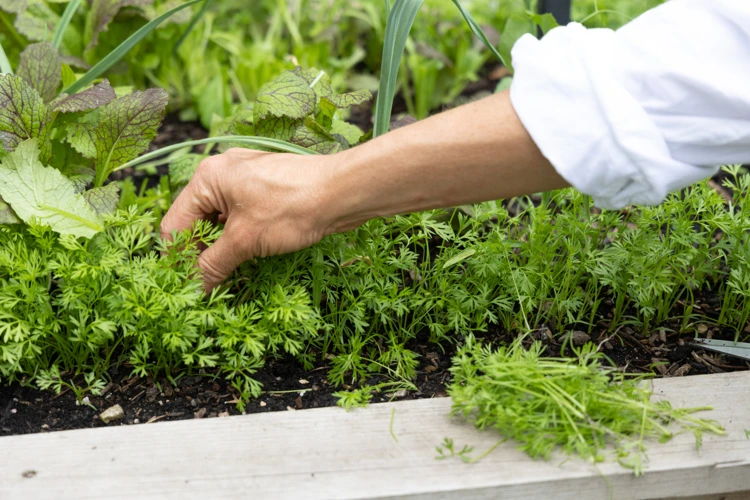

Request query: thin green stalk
[
  {"left": 113, "top": 137, "right": 318, "bottom": 173},
  {"left": 450, "top": 0, "right": 505, "bottom": 65},
  {"left": 53, "top": 0, "right": 84, "bottom": 49},
  {"left": 0, "top": 40, "right": 12, "bottom": 74},
  {"left": 390, "top": 407, "right": 398, "bottom": 442},
  {"left": 173, "top": 0, "right": 213, "bottom": 54},
  {"left": 464, "top": 439, "right": 505, "bottom": 463}
]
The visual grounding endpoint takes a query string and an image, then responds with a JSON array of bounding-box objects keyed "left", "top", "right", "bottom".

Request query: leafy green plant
[
  {"left": 158, "top": 66, "right": 371, "bottom": 195},
  {"left": 448, "top": 335, "right": 725, "bottom": 474},
  {"left": 0, "top": 42, "right": 169, "bottom": 230}
]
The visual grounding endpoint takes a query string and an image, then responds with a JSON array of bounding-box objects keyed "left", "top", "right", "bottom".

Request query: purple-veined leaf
[
  {"left": 17, "top": 42, "right": 62, "bottom": 103},
  {"left": 53, "top": 80, "right": 117, "bottom": 113},
  {"left": 254, "top": 71, "right": 316, "bottom": 122},
  {"left": 84, "top": 183, "right": 119, "bottom": 217},
  {"left": 89, "top": 88, "right": 168, "bottom": 186},
  {"left": 0, "top": 74, "right": 53, "bottom": 162}
]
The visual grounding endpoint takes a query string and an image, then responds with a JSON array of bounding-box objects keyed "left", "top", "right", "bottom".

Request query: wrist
[{"left": 316, "top": 147, "right": 375, "bottom": 236}]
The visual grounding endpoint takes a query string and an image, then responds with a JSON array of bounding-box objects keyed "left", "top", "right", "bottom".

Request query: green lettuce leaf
[
  {"left": 2, "top": 0, "right": 59, "bottom": 41},
  {"left": 84, "top": 183, "right": 120, "bottom": 217},
  {"left": 66, "top": 123, "right": 98, "bottom": 159},
  {"left": 330, "top": 119, "right": 364, "bottom": 146},
  {"left": 291, "top": 118, "right": 342, "bottom": 154},
  {"left": 50, "top": 141, "right": 95, "bottom": 192},
  {"left": 315, "top": 97, "right": 338, "bottom": 130},
  {"left": 330, "top": 90, "right": 372, "bottom": 109},
  {"left": 0, "top": 1, "right": 27, "bottom": 14},
  {"left": 254, "top": 71, "right": 316, "bottom": 122},
  {"left": 16, "top": 42, "right": 62, "bottom": 104},
  {"left": 255, "top": 116, "right": 302, "bottom": 142},
  {"left": 292, "top": 67, "right": 334, "bottom": 102},
  {"left": 87, "top": 88, "right": 168, "bottom": 186},
  {"left": 0, "top": 74, "right": 53, "bottom": 162},
  {"left": 65, "top": 166, "right": 96, "bottom": 193},
  {"left": 0, "top": 139, "right": 102, "bottom": 238},
  {"left": 169, "top": 153, "right": 206, "bottom": 200},
  {"left": 53, "top": 80, "right": 117, "bottom": 113}
]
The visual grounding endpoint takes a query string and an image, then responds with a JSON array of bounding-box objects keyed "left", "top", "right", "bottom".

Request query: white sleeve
[{"left": 509, "top": 0, "right": 750, "bottom": 209}]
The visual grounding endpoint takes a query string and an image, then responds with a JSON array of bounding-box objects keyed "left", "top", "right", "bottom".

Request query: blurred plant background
[{"left": 0, "top": 0, "right": 664, "bottom": 128}]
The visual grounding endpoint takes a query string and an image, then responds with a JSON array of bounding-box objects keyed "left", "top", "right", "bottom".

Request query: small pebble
[
  {"left": 10, "top": 409, "right": 17, "bottom": 414},
  {"left": 299, "top": 379, "right": 309, "bottom": 385},
  {"left": 569, "top": 331, "right": 591, "bottom": 346},
  {"left": 133, "top": 419, "right": 139, "bottom": 424},
  {"left": 190, "top": 399, "right": 198, "bottom": 407},
  {"left": 99, "top": 404, "right": 125, "bottom": 424},
  {"left": 218, "top": 412, "right": 230, "bottom": 418},
  {"left": 259, "top": 401, "right": 267, "bottom": 407},
  {"left": 696, "top": 324, "right": 709, "bottom": 334}
]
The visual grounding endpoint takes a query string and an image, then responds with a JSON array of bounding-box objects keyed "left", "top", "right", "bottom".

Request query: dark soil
[
  {"left": 2, "top": 302, "right": 746, "bottom": 436},
  {"left": 0, "top": 336, "right": 451, "bottom": 436},
  {"left": 1, "top": 76, "right": 747, "bottom": 437}
]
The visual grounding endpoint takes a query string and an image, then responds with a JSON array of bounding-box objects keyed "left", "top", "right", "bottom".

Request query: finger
[
  {"left": 160, "top": 158, "right": 223, "bottom": 241},
  {"left": 198, "top": 230, "right": 248, "bottom": 292}
]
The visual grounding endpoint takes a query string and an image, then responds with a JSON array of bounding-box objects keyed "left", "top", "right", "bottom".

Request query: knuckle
[
  {"left": 195, "top": 155, "right": 220, "bottom": 176},
  {"left": 224, "top": 148, "right": 247, "bottom": 156},
  {"left": 225, "top": 148, "right": 269, "bottom": 162},
  {"left": 199, "top": 256, "right": 223, "bottom": 281}
]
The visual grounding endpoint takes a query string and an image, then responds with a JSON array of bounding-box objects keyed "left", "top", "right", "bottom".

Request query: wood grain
[{"left": 1, "top": 372, "right": 749, "bottom": 500}]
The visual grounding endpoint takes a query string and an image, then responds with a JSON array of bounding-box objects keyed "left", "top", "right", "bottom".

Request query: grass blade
[
  {"left": 53, "top": 0, "right": 84, "bottom": 49},
  {"left": 0, "top": 40, "right": 11, "bottom": 74},
  {"left": 372, "top": 0, "right": 424, "bottom": 138},
  {"left": 65, "top": 0, "right": 203, "bottom": 94},
  {"left": 451, "top": 0, "right": 506, "bottom": 66},
  {"left": 173, "top": 0, "right": 213, "bottom": 54},
  {"left": 113, "top": 136, "right": 318, "bottom": 173}
]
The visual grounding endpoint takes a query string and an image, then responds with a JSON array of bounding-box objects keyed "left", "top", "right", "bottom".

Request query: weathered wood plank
[{"left": 1, "top": 372, "right": 749, "bottom": 500}]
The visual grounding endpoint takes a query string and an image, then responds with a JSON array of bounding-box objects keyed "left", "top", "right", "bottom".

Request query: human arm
[{"left": 159, "top": 90, "right": 567, "bottom": 291}]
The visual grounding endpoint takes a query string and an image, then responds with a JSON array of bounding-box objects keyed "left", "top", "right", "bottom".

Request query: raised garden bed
[{"left": 2, "top": 371, "right": 749, "bottom": 500}]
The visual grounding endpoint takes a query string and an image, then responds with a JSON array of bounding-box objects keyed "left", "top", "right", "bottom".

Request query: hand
[
  {"left": 160, "top": 92, "right": 564, "bottom": 292},
  {"left": 160, "top": 148, "right": 334, "bottom": 291}
]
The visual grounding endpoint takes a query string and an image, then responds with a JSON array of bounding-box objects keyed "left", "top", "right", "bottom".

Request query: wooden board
[{"left": 1, "top": 371, "right": 750, "bottom": 500}]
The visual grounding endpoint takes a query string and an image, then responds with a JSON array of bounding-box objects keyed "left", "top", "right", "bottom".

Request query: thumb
[
  {"left": 197, "top": 230, "right": 248, "bottom": 292},
  {"left": 160, "top": 158, "right": 225, "bottom": 241}
]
